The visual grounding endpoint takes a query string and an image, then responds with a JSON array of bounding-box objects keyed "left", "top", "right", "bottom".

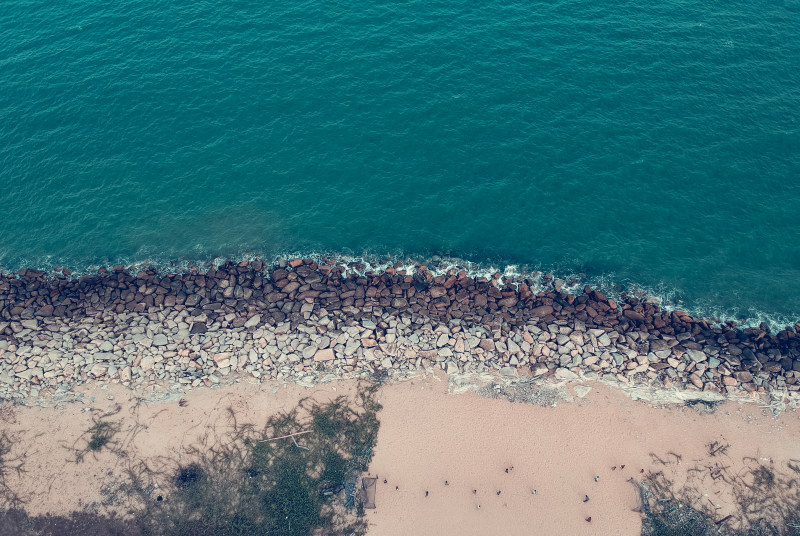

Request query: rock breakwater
[{"left": 1, "top": 259, "right": 799, "bottom": 402}]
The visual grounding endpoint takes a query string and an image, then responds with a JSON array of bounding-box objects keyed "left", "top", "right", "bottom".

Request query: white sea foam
[{"left": 1, "top": 250, "right": 797, "bottom": 332}]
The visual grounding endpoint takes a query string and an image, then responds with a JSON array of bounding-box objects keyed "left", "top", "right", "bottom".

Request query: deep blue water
[{"left": 1, "top": 0, "right": 799, "bottom": 326}]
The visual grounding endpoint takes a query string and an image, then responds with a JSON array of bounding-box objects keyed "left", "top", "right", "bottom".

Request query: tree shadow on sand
[
  {"left": 639, "top": 442, "right": 800, "bottom": 536},
  {"left": 0, "top": 382, "right": 382, "bottom": 536}
]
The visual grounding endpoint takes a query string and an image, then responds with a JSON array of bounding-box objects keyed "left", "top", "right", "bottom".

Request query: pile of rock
[{"left": 0, "top": 259, "right": 798, "bottom": 401}]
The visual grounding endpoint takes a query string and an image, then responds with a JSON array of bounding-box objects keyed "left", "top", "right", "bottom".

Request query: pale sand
[{"left": 2, "top": 374, "right": 799, "bottom": 535}]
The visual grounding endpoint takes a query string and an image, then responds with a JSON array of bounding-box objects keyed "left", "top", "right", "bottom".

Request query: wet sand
[{"left": 1, "top": 374, "right": 798, "bottom": 535}]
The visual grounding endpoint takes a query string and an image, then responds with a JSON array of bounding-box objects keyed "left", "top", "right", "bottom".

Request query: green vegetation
[
  {"left": 125, "top": 382, "right": 382, "bottom": 536},
  {"left": 0, "top": 383, "right": 382, "bottom": 535}
]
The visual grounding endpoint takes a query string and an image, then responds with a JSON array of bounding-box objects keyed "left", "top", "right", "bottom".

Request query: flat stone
[
  {"left": 190, "top": 322, "right": 207, "bottom": 334},
  {"left": 722, "top": 376, "right": 738, "bottom": 386},
  {"left": 597, "top": 334, "right": 611, "bottom": 347},
  {"left": 530, "top": 305, "right": 554, "bottom": 318},
  {"left": 479, "top": 339, "right": 495, "bottom": 352},
  {"left": 244, "top": 315, "right": 261, "bottom": 329},
  {"left": 20, "top": 319, "right": 38, "bottom": 330},
  {"left": 623, "top": 310, "right": 645, "bottom": 322},
  {"left": 99, "top": 341, "right": 114, "bottom": 352},
  {"left": 498, "top": 297, "right": 518, "bottom": 308},
  {"left": 555, "top": 368, "right": 579, "bottom": 381},
  {"left": 686, "top": 349, "right": 707, "bottom": 363},
  {"left": 153, "top": 334, "right": 168, "bottom": 347},
  {"left": 16, "top": 367, "right": 43, "bottom": 380},
  {"left": 213, "top": 352, "right": 230, "bottom": 364},
  {"left": 90, "top": 364, "right": 107, "bottom": 377},
  {"left": 429, "top": 286, "right": 447, "bottom": 298},
  {"left": 573, "top": 385, "right": 592, "bottom": 398},
  {"left": 689, "top": 373, "right": 704, "bottom": 389},
  {"left": 735, "top": 371, "right": 753, "bottom": 383},
  {"left": 499, "top": 366, "right": 516, "bottom": 377},
  {"left": 438, "top": 347, "right": 454, "bottom": 358},
  {"left": 381, "top": 357, "right": 393, "bottom": 369},
  {"left": 314, "top": 348, "right": 335, "bottom": 362},
  {"left": 436, "top": 334, "right": 450, "bottom": 348},
  {"left": 507, "top": 339, "right": 521, "bottom": 353},
  {"left": 531, "top": 363, "right": 548, "bottom": 376}
]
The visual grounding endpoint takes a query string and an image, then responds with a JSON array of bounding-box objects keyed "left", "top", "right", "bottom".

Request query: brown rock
[
  {"left": 523, "top": 331, "right": 534, "bottom": 344},
  {"left": 623, "top": 310, "right": 645, "bottom": 322},
  {"left": 689, "top": 373, "right": 704, "bottom": 389},
  {"left": 722, "top": 376, "right": 738, "bottom": 386},
  {"left": 530, "top": 305, "right": 554, "bottom": 318},
  {"left": 36, "top": 304, "right": 54, "bottom": 317},
  {"left": 288, "top": 259, "right": 303, "bottom": 268},
  {"left": 429, "top": 286, "right": 447, "bottom": 298},
  {"left": 213, "top": 352, "right": 230, "bottom": 364},
  {"left": 314, "top": 348, "right": 335, "bottom": 362},
  {"left": 498, "top": 296, "right": 518, "bottom": 308},
  {"left": 479, "top": 339, "right": 496, "bottom": 352},
  {"left": 735, "top": 371, "right": 753, "bottom": 383}
]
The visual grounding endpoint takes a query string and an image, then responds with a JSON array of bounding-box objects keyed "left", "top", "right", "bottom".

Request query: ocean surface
[{"left": 1, "top": 0, "right": 799, "bottom": 327}]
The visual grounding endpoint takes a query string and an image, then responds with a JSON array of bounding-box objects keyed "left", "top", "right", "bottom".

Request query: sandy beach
[{"left": 2, "top": 371, "right": 798, "bottom": 535}]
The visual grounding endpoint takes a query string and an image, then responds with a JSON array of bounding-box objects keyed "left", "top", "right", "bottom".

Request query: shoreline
[{"left": 0, "top": 258, "right": 799, "bottom": 408}]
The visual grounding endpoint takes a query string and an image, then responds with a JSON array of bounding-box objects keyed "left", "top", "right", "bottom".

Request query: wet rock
[
  {"left": 530, "top": 305, "right": 554, "bottom": 318},
  {"left": 623, "top": 310, "right": 645, "bottom": 322}
]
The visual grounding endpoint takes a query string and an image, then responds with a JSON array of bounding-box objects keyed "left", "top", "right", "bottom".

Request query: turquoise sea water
[{"left": 1, "top": 0, "right": 799, "bottom": 326}]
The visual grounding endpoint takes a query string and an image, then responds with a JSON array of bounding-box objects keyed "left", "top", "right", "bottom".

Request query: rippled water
[{"left": 1, "top": 0, "right": 799, "bottom": 325}]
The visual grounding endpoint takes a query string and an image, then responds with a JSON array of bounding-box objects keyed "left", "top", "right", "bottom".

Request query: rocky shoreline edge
[{"left": 1, "top": 258, "right": 799, "bottom": 407}]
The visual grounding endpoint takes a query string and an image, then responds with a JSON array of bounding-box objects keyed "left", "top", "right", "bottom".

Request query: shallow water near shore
[{"left": 1, "top": 0, "right": 799, "bottom": 325}]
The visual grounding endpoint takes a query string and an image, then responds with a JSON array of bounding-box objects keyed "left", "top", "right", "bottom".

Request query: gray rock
[
  {"left": 152, "top": 334, "right": 168, "bottom": 347},
  {"left": 499, "top": 366, "right": 516, "bottom": 377},
  {"left": 302, "top": 345, "right": 317, "bottom": 359},
  {"left": 555, "top": 368, "right": 579, "bottom": 381},
  {"left": 436, "top": 334, "right": 450, "bottom": 348},
  {"left": 686, "top": 349, "right": 707, "bottom": 363},
  {"left": 244, "top": 315, "right": 261, "bottom": 329},
  {"left": 573, "top": 385, "right": 592, "bottom": 398},
  {"left": 438, "top": 347, "right": 454, "bottom": 358},
  {"left": 20, "top": 319, "right": 38, "bottom": 330},
  {"left": 16, "top": 367, "right": 43, "bottom": 381},
  {"left": 99, "top": 341, "right": 114, "bottom": 352}
]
